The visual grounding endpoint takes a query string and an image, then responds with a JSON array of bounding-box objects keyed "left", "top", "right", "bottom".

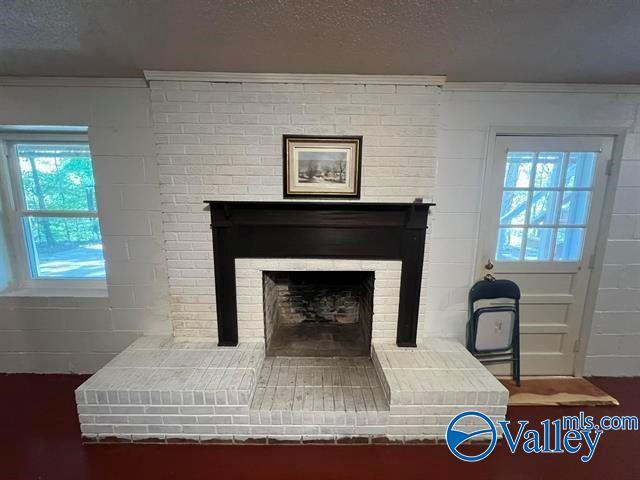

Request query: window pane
[
  {"left": 529, "top": 191, "right": 559, "bottom": 225},
  {"left": 565, "top": 152, "right": 596, "bottom": 188},
  {"left": 23, "top": 216, "right": 105, "bottom": 278},
  {"left": 559, "top": 191, "right": 591, "bottom": 225},
  {"left": 534, "top": 152, "right": 564, "bottom": 188},
  {"left": 496, "top": 227, "right": 524, "bottom": 261},
  {"left": 504, "top": 152, "right": 534, "bottom": 187},
  {"left": 524, "top": 228, "right": 554, "bottom": 261},
  {"left": 554, "top": 228, "right": 585, "bottom": 261},
  {"left": 16, "top": 144, "right": 97, "bottom": 212},
  {"left": 499, "top": 191, "right": 528, "bottom": 225}
]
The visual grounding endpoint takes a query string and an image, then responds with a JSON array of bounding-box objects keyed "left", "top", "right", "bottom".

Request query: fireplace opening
[{"left": 262, "top": 271, "right": 374, "bottom": 357}]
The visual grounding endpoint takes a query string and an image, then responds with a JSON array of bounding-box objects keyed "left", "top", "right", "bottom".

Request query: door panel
[
  {"left": 478, "top": 135, "right": 613, "bottom": 375},
  {"left": 504, "top": 273, "right": 573, "bottom": 293},
  {"left": 519, "top": 304, "right": 568, "bottom": 325},
  {"left": 521, "top": 333, "right": 564, "bottom": 353}
]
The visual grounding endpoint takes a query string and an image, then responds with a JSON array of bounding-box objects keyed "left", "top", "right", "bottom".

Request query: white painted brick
[
  {"left": 114, "top": 425, "right": 149, "bottom": 434},
  {"left": 81, "top": 424, "right": 114, "bottom": 434},
  {"left": 152, "top": 75, "right": 440, "bottom": 340},
  {"left": 149, "top": 425, "right": 183, "bottom": 434}
]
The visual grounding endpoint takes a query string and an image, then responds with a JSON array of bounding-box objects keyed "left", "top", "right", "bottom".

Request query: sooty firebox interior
[{"left": 263, "top": 271, "right": 374, "bottom": 357}]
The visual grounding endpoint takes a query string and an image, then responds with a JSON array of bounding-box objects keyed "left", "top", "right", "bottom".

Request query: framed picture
[{"left": 283, "top": 135, "right": 362, "bottom": 199}]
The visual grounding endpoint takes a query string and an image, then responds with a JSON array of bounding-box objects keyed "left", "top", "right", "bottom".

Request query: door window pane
[
  {"left": 16, "top": 144, "right": 97, "bottom": 212},
  {"left": 499, "top": 191, "right": 528, "bottom": 225},
  {"left": 23, "top": 216, "right": 105, "bottom": 278},
  {"left": 554, "top": 228, "right": 585, "bottom": 261},
  {"left": 559, "top": 191, "right": 591, "bottom": 225},
  {"left": 534, "top": 152, "right": 564, "bottom": 188},
  {"left": 504, "top": 152, "right": 534, "bottom": 187},
  {"left": 524, "top": 228, "right": 554, "bottom": 261},
  {"left": 496, "top": 227, "right": 524, "bottom": 261},
  {"left": 496, "top": 146, "right": 599, "bottom": 263},
  {"left": 565, "top": 152, "right": 596, "bottom": 188},
  {"left": 529, "top": 191, "right": 559, "bottom": 225}
]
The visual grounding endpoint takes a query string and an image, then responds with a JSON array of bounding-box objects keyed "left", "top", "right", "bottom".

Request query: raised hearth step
[
  {"left": 372, "top": 340, "right": 509, "bottom": 408},
  {"left": 75, "top": 336, "right": 508, "bottom": 443},
  {"left": 75, "top": 337, "right": 264, "bottom": 407}
]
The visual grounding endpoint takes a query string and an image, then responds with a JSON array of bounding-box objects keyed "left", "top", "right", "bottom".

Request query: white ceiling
[{"left": 2, "top": 0, "right": 640, "bottom": 83}]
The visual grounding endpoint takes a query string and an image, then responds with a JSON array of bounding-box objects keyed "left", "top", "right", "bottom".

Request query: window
[
  {"left": 496, "top": 150, "right": 597, "bottom": 262},
  {"left": 2, "top": 136, "right": 106, "bottom": 285}
]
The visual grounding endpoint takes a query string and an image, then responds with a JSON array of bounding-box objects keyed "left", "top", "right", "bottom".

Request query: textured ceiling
[{"left": 1, "top": 0, "right": 640, "bottom": 83}]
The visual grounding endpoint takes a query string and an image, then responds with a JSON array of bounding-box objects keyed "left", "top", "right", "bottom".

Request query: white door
[{"left": 478, "top": 135, "right": 613, "bottom": 375}]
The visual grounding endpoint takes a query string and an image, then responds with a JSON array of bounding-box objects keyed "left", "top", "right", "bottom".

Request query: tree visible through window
[
  {"left": 496, "top": 151, "right": 596, "bottom": 262},
  {"left": 13, "top": 143, "right": 105, "bottom": 279}
]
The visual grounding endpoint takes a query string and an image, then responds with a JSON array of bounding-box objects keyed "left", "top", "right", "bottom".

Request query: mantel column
[
  {"left": 396, "top": 204, "right": 429, "bottom": 347},
  {"left": 210, "top": 203, "right": 238, "bottom": 346}
]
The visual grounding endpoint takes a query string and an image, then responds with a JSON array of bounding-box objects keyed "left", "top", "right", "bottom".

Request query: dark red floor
[{"left": 2, "top": 374, "right": 639, "bottom": 480}]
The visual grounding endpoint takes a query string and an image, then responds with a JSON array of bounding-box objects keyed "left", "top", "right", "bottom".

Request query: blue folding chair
[{"left": 467, "top": 279, "right": 521, "bottom": 386}]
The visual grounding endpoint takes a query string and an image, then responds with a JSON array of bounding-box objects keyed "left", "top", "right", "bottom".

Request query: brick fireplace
[
  {"left": 73, "top": 76, "right": 508, "bottom": 444},
  {"left": 75, "top": 198, "right": 508, "bottom": 444}
]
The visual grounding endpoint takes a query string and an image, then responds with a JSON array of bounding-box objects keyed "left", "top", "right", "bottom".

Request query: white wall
[
  {"left": 0, "top": 77, "right": 637, "bottom": 377},
  {"left": 0, "top": 81, "right": 170, "bottom": 373},
  {"left": 437, "top": 85, "right": 640, "bottom": 376},
  {"left": 149, "top": 79, "right": 440, "bottom": 341},
  {"left": 587, "top": 131, "right": 640, "bottom": 375}
]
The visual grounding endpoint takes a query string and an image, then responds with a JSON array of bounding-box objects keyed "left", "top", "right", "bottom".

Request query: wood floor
[{"left": 3, "top": 374, "right": 639, "bottom": 480}]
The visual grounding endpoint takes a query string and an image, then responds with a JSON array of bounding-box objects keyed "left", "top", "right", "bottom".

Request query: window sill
[{"left": 0, "top": 286, "right": 108, "bottom": 298}]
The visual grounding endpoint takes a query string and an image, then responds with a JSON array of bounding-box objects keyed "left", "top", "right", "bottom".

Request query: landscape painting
[
  {"left": 297, "top": 150, "right": 348, "bottom": 184},
  {"left": 283, "top": 135, "right": 362, "bottom": 198}
]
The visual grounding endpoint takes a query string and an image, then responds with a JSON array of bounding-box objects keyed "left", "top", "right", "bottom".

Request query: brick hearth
[{"left": 75, "top": 336, "right": 508, "bottom": 443}]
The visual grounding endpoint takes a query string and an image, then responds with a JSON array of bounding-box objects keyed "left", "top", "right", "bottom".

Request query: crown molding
[
  {"left": 443, "top": 82, "right": 640, "bottom": 94},
  {"left": 0, "top": 77, "right": 147, "bottom": 88},
  {"left": 144, "top": 70, "right": 446, "bottom": 86}
]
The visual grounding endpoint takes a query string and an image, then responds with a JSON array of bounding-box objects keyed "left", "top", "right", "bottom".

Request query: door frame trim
[{"left": 478, "top": 126, "right": 627, "bottom": 377}]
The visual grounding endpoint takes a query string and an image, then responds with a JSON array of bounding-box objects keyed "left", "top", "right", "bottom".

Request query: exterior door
[{"left": 478, "top": 135, "right": 613, "bottom": 375}]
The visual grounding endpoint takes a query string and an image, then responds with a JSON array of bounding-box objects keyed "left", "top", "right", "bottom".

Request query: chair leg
[{"left": 514, "top": 308, "right": 521, "bottom": 387}]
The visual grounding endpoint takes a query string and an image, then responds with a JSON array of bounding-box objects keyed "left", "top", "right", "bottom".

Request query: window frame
[{"left": 0, "top": 132, "right": 107, "bottom": 293}]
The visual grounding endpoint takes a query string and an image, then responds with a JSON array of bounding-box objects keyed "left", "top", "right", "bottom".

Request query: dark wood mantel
[{"left": 205, "top": 201, "right": 434, "bottom": 347}]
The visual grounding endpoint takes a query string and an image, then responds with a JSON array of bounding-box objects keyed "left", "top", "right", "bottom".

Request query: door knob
[{"left": 484, "top": 259, "right": 494, "bottom": 270}]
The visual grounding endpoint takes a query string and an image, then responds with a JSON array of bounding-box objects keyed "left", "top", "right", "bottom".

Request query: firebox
[{"left": 263, "top": 271, "right": 374, "bottom": 357}]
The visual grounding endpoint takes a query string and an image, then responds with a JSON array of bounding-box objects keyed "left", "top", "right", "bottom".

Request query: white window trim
[{"left": 0, "top": 132, "right": 107, "bottom": 295}]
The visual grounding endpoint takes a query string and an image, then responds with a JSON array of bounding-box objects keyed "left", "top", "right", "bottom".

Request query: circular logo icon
[{"left": 445, "top": 411, "right": 497, "bottom": 462}]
